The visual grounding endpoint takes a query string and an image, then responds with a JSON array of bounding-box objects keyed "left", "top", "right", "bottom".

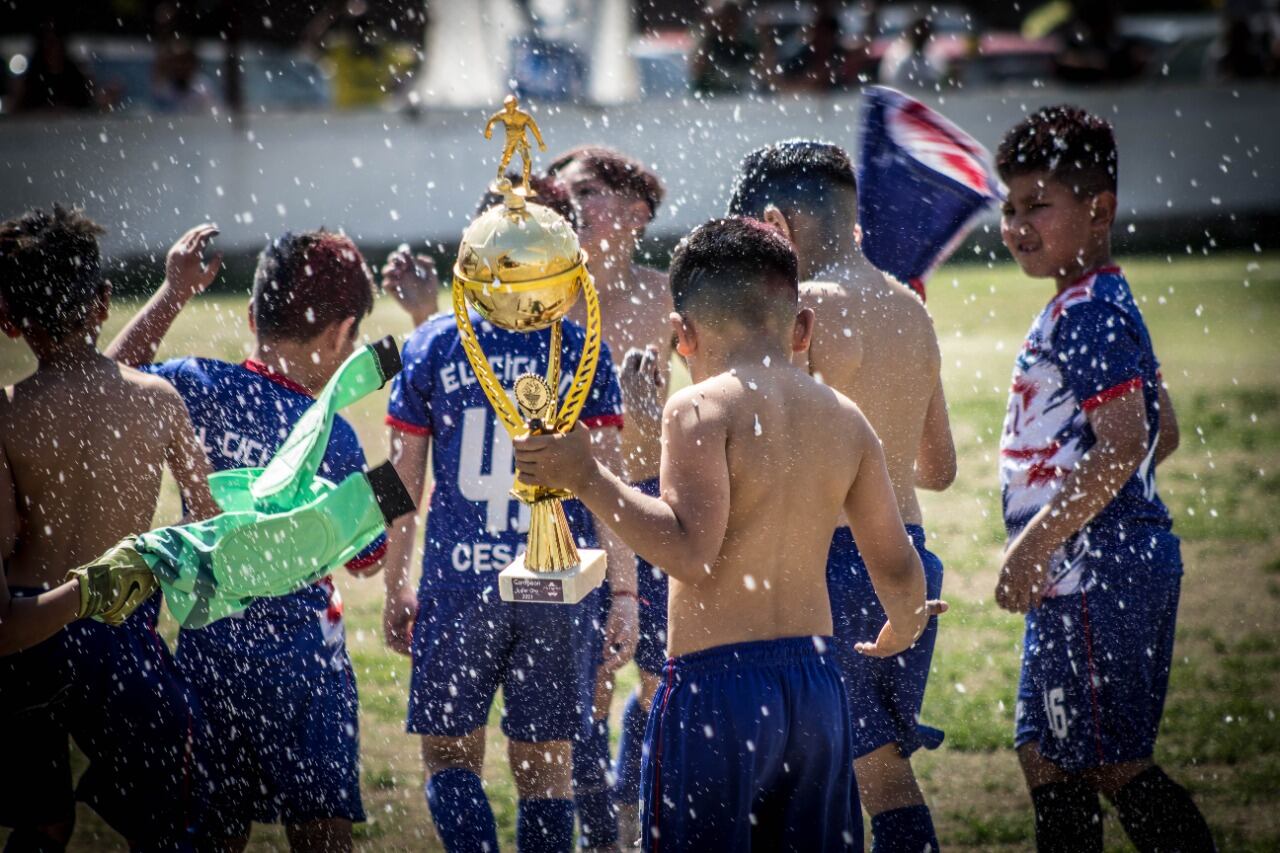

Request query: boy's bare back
[
  {"left": 803, "top": 275, "right": 946, "bottom": 525},
  {"left": 1, "top": 356, "right": 212, "bottom": 589},
  {"left": 661, "top": 362, "right": 886, "bottom": 656}
]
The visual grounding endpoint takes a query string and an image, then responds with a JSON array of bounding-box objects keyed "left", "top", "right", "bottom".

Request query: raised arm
[
  {"left": 382, "top": 428, "right": 429, "bottom": 655},
  {"left": 997, "top": 386, "right": 1151, "bottom": 612},
  {"left": 484, "top": 111, "right": 502, "bottom": 139},
  {"left": 514, "top": 387, "right": 731, "bottom": 586},
  {"left": 915, "top": 375, "right": 957, "bottom": 491},
  {"left": 106, "top": 225, "right": 221, "bottom": 366},
  {"left": 158, "top": 385, "right": 219, "bottom": 522},
  {"left": 842, "top": 411, "right": 928, "bottom": 656}
]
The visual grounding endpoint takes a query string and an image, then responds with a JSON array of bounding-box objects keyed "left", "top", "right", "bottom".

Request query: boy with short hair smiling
[
  {"left": 0, "top": 206, "right": 218, "bottom": 850},
  {"left": 996, "top": 105, "right": 1214, "bottom": 852},
  {"left": 514, "top": 217, "right": 930, "bottom": 850}
]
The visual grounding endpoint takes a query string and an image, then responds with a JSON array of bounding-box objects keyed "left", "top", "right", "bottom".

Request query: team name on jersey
[{"left": 194, "top": 425, "right": 273, "bottom": 469}]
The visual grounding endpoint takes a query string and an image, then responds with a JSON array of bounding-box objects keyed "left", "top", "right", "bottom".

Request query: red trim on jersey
[
  {"left": 242, "top": 359, "right": 315, "bottom": 398},
  {"left": 346, "top": 538, "right": 388, "bottom": 574},
  {"left": 385, "top": 414, "right": 432, "bottom": 437},
  {"left": 1081, "top": 377, "right": 1142, "bottom": 412},
  {"left": 907, "top": 277, "right": 927, "bottom": 301},
  {"left": 1066, "top": 265, "right": 1122, "bottom": 288},
  {"left": 1079, "top": 589, "right": 1108, "bottom": 765},
  {"left": 582, "top": 413, "right": 625, "bottom": 432}
]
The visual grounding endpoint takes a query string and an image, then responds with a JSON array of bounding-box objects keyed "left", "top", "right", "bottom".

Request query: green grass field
[{"left": 2, "top": 252, "right": 1277, "bottom": 851}]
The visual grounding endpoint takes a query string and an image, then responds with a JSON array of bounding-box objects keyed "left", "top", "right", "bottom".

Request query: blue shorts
[
  {"left": 827, "top": 525, "right": 945, "bottom": 759},
  {"left": 640, "top": 637, "right": 858, "bottom": 852},
  {"left": 178, "top": 584, "right": 365, "bottom": 836},
  {"left": 409, "top": 585, "right": 597, "bottom": 742},
  {"left": 1015, "top": 533, "right": 1183, "bottom": 772},
  {"left": 0, "top": 590, "right": 199, "bottom": 847},
  {"left": 633, "top": 477, "right": 669, "bottom": 675}
]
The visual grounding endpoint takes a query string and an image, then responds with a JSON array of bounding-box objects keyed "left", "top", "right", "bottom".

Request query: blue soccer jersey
[
  {"left": 999, "top": 266, "right": 1174, "bottom": 597},
  {"left": 386, "top": 311, "right": 624, "bottom": 591},
  {"left": 142, "top": 357, "right": 385, "bottom": 645}
]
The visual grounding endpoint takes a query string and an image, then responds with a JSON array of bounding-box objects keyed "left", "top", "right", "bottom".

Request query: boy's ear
[
  {"left": 334, "top": 315, "right": 359, "bottom": 344},
  {"left": 669, "top": 311, "right": 697, "bottom": 358},
  {"left": 853, "top": 222, "right": 864, "bottom": 247},
  {"left": 1090, "top": 191, "right": 1117, "bottom": 232},
  {"left": 762, "top": 205, "right": 793, "bottom": 244},
  {"left": 792, "top": 307, "right": 815, "bottom": 354}
]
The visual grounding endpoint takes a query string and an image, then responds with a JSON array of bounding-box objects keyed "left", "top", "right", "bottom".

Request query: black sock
[
  {"left": 1030, "top": 780, "right": 1103, "bottom": 853},
  {"left": 1113, "top": 766, "right": 1216, "bottom": 853}
]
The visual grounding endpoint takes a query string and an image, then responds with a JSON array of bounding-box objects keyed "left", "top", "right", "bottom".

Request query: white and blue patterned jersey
[
  {"left": 999, "top": 266, "right": 1174, "bottom": 597},
  {"left": 387, "top": 311, "right": 624, "bottom": 592}
]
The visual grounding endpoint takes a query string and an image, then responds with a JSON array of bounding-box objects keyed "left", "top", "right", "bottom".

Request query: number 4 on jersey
[{"left": 457, "top": 407, "right": 530, "bottom": 535}]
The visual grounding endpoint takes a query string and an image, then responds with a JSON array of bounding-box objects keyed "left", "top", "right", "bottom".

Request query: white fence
[{"left": 1, "top": 82, "right": 1275, "bottom": 258}]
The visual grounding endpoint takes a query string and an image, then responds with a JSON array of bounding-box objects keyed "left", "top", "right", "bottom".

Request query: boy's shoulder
[{"left": 1044, "top": 266, "right": 1141, "bottom": 338}]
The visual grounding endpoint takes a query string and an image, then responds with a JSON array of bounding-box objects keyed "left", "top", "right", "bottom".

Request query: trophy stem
[{"left": 524, "top": 498, "right": 581, "bottom": 572}]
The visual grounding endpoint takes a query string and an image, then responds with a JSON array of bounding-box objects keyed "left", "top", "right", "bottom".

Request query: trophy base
[{"left": 499, "top": 549, "right": 606, "bottom": 604}]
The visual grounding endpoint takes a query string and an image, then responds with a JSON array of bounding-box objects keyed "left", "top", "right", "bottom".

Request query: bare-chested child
[
  {"left": 513, "top": 216, "right": 930, "bottom": 851},
  {"left": 0, "top": 205, "right": 218, "bottom": 850},
  {"left": 548, "top": 145, "right": 671, "bottom": 847},
  {"left": 730, "top": 140, "right": 955, "bottom": 852}
]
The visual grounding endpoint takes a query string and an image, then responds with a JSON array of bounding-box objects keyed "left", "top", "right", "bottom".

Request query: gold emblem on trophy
[{"left": 452, "top": 96, "right": 606, "bottom": 604}]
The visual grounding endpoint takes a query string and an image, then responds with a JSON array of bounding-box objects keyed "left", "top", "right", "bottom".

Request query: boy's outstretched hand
[
  {"left": 513, "top": 423, "right": 599, "bottom": 494},
  {"left": 165, "top": 224, "right": 222, "bottom": 300},
  {"left": 855, "top": 599, "right": 949, "bottom": 658}
]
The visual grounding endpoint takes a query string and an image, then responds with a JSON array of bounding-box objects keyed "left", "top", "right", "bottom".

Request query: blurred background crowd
[{"left": 1, "top": 0, "right": 1277, "bottom": 117}]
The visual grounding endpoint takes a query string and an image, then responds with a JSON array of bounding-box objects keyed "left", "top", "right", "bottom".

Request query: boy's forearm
[
  {"left": 877, "top": 550, "right": 928, "bottom": 639},
  {"left": 105, "top": 285, "right": 188, "bottom": 365},
  {"left": 575, "top": 462, "right": 711, "bottom": 587},
  {"left": 382, "top": 513, "right": 418, "bottom": 597},
  {"left": 1017, "top": 438, "right": 1145, "bottom": 556},
  {"left": 0, "top": 581, "right": 80, "bottom": 657}
]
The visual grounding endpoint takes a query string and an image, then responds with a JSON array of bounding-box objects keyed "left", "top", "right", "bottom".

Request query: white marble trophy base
[{"left": 499, "top": 549, "right": 607, "bottom": 604}]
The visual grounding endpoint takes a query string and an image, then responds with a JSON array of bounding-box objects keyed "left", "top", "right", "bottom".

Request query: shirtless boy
[
  {"left": 730, "top": 141, "right": 955, "bottom": 852},
  {"left": 514, "top": 216, "right": 930, "bottom": 851},
  {"left": 0, "top": 205, "right": 218, "bottom": 850},
  {"left": 548, "top": 145, "right": 670, "bottom": 848}
]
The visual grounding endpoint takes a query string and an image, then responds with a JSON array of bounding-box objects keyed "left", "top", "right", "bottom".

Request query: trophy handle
[
  {"left": 452, "top": 280, "right": 526, "bottom": 438},
  {"left": 551, "top": 269, "right": 603, "bottom": 433}
]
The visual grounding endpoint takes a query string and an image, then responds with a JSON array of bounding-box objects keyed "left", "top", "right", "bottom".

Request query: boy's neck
[
  {"left": 796, "top": 233, "right": 872, "bottom": 284},
  {"left": 35, "top": 337, "right": 105, "bottom": 371},
  {"left": 249, "top": 341, "right": 330, "bottom": 396},
  {"left": 1054, "top": 243, "right": 1114, "bottom": 293},
  {"left": 586, "top": 235, "right": 641, "bottom": 291},
  {"left": 690, "top": 334, "right": 791, "bottom": 383}
]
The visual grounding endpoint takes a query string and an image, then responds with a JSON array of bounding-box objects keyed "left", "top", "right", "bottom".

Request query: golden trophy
[{"left": 452, "top": 100, "right": 606, "bottom": 604}]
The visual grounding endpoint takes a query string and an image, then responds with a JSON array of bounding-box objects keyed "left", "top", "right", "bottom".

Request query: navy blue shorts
[
  {"left": 409, "top": 585, "right": 596, "bottom": 742},
  {"left": 640, "top": 637, "right": 858, "bottom": 852},
  {"left": 827, "top": 525, "right": 945, "bottom": 759},
  {"left": 1015, "top": 535, "right": 1183, "bottom": 772},
  {"left": 177, "top": 585, "right": 365, "bottom": 837},
  {"left": 632, "top": 477, "right": 669, "bottom": 675},
  {"left": 0, "top": 590, "right": 199, "bottom": 847}
]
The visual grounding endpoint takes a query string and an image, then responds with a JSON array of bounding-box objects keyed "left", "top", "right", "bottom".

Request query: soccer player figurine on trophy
[{"left": 453, "top": 100, "right": 607, "bottom": 604}]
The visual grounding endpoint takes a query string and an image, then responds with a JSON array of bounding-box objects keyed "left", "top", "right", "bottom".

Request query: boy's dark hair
[
  {"left": 251, "top": 230, "right": 375, "bottom": 342},
  {"left": 727, "top": 140, "right": 857, "bottom": 222},
  {"left": 476, "top": 172, "right": 579, "bottom": 230},
  {"left": 547, "top": 146, "right": 665, "bottom": 220},
  {"left": 669, "top": 217, "right": 798, "bottom": 327},
  {"left": 0, "top": 205, "right": 106, "bottom": 341},
  {"left": 996, "top": 105, "right": 1118, "bottom": 197}
]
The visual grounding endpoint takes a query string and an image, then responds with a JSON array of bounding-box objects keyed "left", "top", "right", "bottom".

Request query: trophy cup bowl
[{"left": 452, "top": 177, "right": 607, "bottom": 605}]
